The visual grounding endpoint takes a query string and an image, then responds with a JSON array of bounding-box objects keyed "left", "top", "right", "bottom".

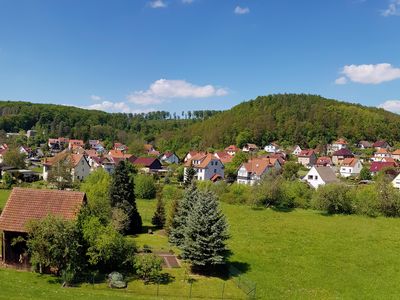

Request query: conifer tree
[
  {"left": 165, "top": 198, "right": 179, "bottom": 235},
  {"left": 109, "top": 161, "right": 142, "bottom": 234},
  {"left": 181, "top": 190, "right": 229, "bottom": 271},
  {"left": 184, "top": 166, "right": 196, "bottom": 187},
  {"left": 168, "top": 184, "right": 198, "bottom": 246},
  {"left": 151, "top": 195, "right": 166, "bottom": 228}
]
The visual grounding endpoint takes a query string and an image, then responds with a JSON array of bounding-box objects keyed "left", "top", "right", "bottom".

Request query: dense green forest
[
  {"left": 0, "top": 101, "right": 219, "bottom": 149},
  {"left": 1, "top": 94, "right": 400, "bottom": 153},
  {"left": 156, "top": 94, "right": 400, "bottom": 151}
]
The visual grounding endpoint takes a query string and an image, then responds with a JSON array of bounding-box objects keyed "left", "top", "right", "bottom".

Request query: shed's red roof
[{"left": 0, "top": 188, "right": 85, "bottom": 233}]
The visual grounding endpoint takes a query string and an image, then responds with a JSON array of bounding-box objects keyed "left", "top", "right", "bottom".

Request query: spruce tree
[
  {"left": 181, "top": 190, "right": 229, "bottom": 271},
  {"left": 165, "top": 198, "right": 179, "bottom": 235},
  {"left": 151, "top": 195, "right": 166, "bottom": 228},
  {"left": 169, "top": 184, "right": 198, "bottom": 246},
  {"left": 109, "top": 161, "right": 142, "bottom": 234}
]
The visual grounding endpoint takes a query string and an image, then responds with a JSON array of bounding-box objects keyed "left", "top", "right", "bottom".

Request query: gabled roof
[
  {"left": 341, "top": 157, "right": 359, "bottom": 167},
  {"left": 215, "top": 151, "right": 233, "bottom": 164},
  {"left": 224, "top": 145, "right": 240, "bottom": 152},
  {"left": 299, "top": 149, "right": 315, "bottom": 157},
  {"left": 312, "top": 166, "right": 339, "bottom": 184},
  {"left": 370, "top": 161, "right": 396, "bottom": 172},
  {"left": 373, "top": 140, "right": 389, "bottom": 148},
  {"left": 333, "top": 138, "right": 348, "bottom": 145},
  {"left": 382, "top": 157, "right": 396, "bottom": 163},
  {"left": 316, "top": 156, "right": 332, "bottom": 166},
  {"left": 241, "top": 158, "right": 277, "bottom": 176},
  {"left": 44, "top": 151, "right": 87, "bottom": 168},
  {"left": 375, "top": 148, "right": 389, "bottom": 154},
  {"left": 244, "top": 143, "right": 258, "bottom": 149},
  {"left": 333, "top": 149, "right": 354, "bottom": 156},
  {"left": 0, "top": 188, "right": 85, "bottom": 233},
  {"left": 185, "top": 153, "right": 220, "bottom": 169},
  {"left": 392, "top": 149, "right": 400, "bottom": 155},
  {"left": 133, "top": 157, "right": 159, "bottom": 167},
  {"left": 109, "top": 150, "right": 132, "bottom": 159}
]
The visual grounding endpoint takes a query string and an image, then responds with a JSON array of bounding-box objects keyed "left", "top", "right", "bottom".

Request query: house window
[
  {"left": 214, "top": 169, "right": 217, "bottom": 173},
  {"left": 308, "top": 175, "right": 313, "bottom": 180},
  {"left": 315, "top": 176, "right": 318, "bottom": 180}
]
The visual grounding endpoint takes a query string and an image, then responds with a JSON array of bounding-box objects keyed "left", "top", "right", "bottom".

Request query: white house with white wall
[
  {"left": 304, "top": 166, "right": 339, "bottom": 189},
  {"left": 339, "top": 158, "right": 363, "bottom": 178},
  {"left": 184, "top": 153, "right": 224, "bottom": 181}
]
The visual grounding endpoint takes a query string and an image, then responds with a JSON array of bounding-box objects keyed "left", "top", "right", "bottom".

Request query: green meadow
[{"left": 1, "top": 197, "right": 400, "bottom": 299}]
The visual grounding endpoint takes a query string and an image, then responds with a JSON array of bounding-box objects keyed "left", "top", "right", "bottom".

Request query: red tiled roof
[
  {"left": 373, "top": 140, "right": 388, "bottom": 148},
  {"left": 241, "top": 157, "right": 277, "bottom": 176},
  {"left": 224, "top": 145, "right": 240, "bottom": 152},
  {"left": 316, "top": 156, "right": 332, "bottom": 166},
  {"left": 333, "top": 149, "right": 354, "bottom": 156},
  {"left": 133, "top": 157, "right": 158, "bottom": 167},
  {"left": 299, "top": 149, "right": 315, "bottom": 157},
  {"left": 0, "top": 188, "right": 85, "bottom": 233},
  {"left": 392, "top": 149, "right": 400, "bottom": 155},
  {"left": 370, "top": 161, "right": 396, "bottom": 173},
  {"left": 341, "top": 157, "right": 359, "bottom": 167},
  {"left": 333, "top": 138, "right": 348, "bottom": 145}
]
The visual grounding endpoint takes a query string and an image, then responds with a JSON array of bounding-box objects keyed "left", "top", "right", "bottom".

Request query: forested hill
[
  {"left": 0, "top": 101, "right": 218, "bottom": 146},
  {"left": 156, "top": 94, "right": 400, "bottom": 150}
]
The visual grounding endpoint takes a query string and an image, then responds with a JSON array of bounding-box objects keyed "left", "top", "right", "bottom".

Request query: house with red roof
[
  {"left": 132, "top": 157, "right": 163, "bottom": 172},
  {"left": 331, "top": 138, "right": 348, "bottom": 152},
  {"left": 339, "top": 158, "right": 362, "bottom": 177},
  {"left": 224, "top": 145, "right": 240, "bottom": 156},
  {"left": 373, "top": 148, "right": 391, "bottom": 161},
  {"left": 316, "top": 156, "right": 333, "bottom": 167},
  {"left": 0, "top": 188, "right": 85, "bottom": 266},
  {"left": 298, "top": 150, "right": 317, "bottom": 167},
  {"left": 373, "top": 140, "right": 390, "bottom": 150},
  {"left": 332, "top": 149, "right": 354, "bottom": 165},
  {"left": 183, "top": 151, "right": 207, "bottom": 162},
  {"left": 369, "top": 161, "right": 397, "bottom": 176},
  {"left": 392, "top": 149, "right": 400, "bottom": 161},
  {"left": 184, "top": 153, "right": 224, "bottom": 181},
  {"left": 237, "top": 157, "right": 281, "bottom": 185},
  {"left": 214, "top": 151, "right": 234, "bottom": 164},
  {"left": 43, "top": 151, "right": 91, "bottom": 181}
]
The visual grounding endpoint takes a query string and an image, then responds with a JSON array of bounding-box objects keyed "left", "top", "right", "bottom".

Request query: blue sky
[{"left": 0, "top": 0, "right": 399, "bottom": 114}]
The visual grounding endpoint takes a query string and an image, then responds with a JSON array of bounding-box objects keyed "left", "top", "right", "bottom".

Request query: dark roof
[
  {"left": 0, "top": 188, "right": 85, "bottom": 233},
  {"left": 133, "top": 157, "right": 160, "bottom": 167},
  {"left": 333, "top": 149, "right": 354, "bottom": 156},
  {"left": 370, "top": 162, "right": 396, "bottom": 173},
  {"left": 373, "top": 140, "right": 388, "bottom": 148},
  {"left": 313, "top": 166, "right": 340, "bottom": 184}
]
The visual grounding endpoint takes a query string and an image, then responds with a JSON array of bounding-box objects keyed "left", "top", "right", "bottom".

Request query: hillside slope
[{"left": 157, "top": 94, "right": 400, "bottom": 149}]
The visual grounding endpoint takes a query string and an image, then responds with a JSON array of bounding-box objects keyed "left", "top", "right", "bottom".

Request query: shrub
[
  {"left": 220, "top": 183, "right": 251, "bottom": 204},
  {"left": 135, "top": 175, "right": 156, "bottom": 199},
  {"left": 134, "top": 254, "right": 163, "bottom": 283},
  {"left": 250, "top": 173, "right": 283, "bottom": 207},
  {"left": 311, "top": 183, "right": 353, "bottom": 214},
  {"left": 375, "top": 177, "right": 400, "bottom": 217},
  {"left": 281, "top": 180, "right": 313, "bottom": 209},
  {"left": 350, "top": 185, "right": 380, "bottom": 217}
]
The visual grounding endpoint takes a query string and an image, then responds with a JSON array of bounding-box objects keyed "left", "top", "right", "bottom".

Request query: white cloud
[
  {"left": 335, "top": 63, "right": 400, "bottom": 84},
  {"left": 382, "top": 0, "right": 400, "bottom": 16},
  {"left": 334, "top": 77, "right": 347, "bottom": 85},
  {"left": 127, "top": 79, "right": 228, "bottom": 106},
  {"left": 83, "top": 101, "right": 156, "bottom": 114},
  {"left": 378, "top": 100, "right": 400, "bottom": 113},
  {"left": 149, "top": 0, "right": 167, "bottom": 8},
  {"left": 234, "top": 6, "right": 250, "bottom": 15},
  {"left": 90, "top": 95, "right": 102, "bottom": 101}
]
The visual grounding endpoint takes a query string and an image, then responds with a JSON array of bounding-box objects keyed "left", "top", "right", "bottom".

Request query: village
[{"left": 1, "top": 133, "right": 400, "bottom": 190}]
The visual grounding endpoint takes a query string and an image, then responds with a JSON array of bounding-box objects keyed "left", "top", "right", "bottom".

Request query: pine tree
[
  {"left": 109, "top": 161, "right": 142, "bottom": 234},
  {"left": 169, "top": 184, "right": 198, "bottom": 246},
  {"left": 151, "top": 195, "right": 166, "bottom": 228},
  {"left": 181, "top": 190, "right": 229, "bottom": 272}
]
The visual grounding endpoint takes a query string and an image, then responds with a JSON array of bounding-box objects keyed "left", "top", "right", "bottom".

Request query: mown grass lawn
[
  {"left": 0, "top": 189, "right": 11, "bottom": 210},
  {"left": 224, "top": 203, "right": 400, "bottom": 299},
  {"left": 2, "top": 197, "right": 400, "bottom": 299}
]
